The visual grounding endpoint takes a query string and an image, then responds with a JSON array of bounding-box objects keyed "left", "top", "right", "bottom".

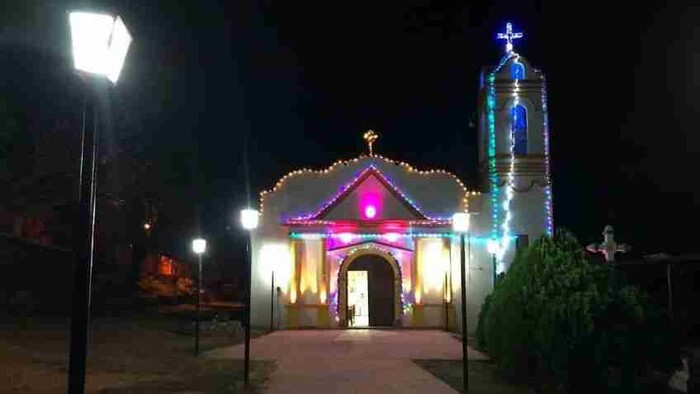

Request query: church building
[{"left": 249, "top": 24, "right": 553, "bottom": 332}]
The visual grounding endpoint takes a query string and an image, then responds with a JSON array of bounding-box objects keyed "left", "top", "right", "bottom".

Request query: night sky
[{"left": 3, "top": 1, "right": 700, "bottom": 265}]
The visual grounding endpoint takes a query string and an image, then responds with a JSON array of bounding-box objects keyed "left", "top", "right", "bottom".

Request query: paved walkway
[{"left": 207, "top": 329, "right": 488, "bottom": 393}]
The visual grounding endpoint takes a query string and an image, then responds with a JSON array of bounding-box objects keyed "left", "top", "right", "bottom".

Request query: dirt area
[{"left": 0, "top": 313, "right": 274, "bottom": 393}]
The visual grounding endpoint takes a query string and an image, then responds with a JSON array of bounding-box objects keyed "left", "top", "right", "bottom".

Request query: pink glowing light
[{"left": 364, "top": 205, "right": 377, "bottom": 219}]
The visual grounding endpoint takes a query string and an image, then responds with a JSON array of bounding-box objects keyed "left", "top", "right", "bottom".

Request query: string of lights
[
  {"left": 541, "top": 77, "right": 554, "bottom": 236},
  {"left": 259, "top": 154, "right": 477, "bottom": 215}
]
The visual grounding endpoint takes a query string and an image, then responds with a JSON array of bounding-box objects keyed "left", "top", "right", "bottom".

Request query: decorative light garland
[
  {"left": 259, "top": 154, "right": 478, "bottom": 215},
  {"left": 291, "top": 165, "right": 454, "bottom": 221},
  {"left": 285, "top": 218, "right": 453, "bottom": 227},
  {"left": 290, "top": 232, "right": 454, "bottom": 240},
  {"left": 541, "top": 77, "right": 554, "bottom": 236},
  {"left": 289, "top": 232, "right": 512, "bottom": 243},
  {"left": 497, "top": 54, "right": 521, "bottom": 263}
]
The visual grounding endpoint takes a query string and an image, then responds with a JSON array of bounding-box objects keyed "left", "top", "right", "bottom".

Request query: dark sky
[{"left": 3, "top": 1, "right": 700, "bottom": 259}]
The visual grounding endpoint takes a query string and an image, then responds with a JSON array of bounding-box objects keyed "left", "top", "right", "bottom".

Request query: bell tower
[{"left": 477, "top": 23, "right": 553, "bottom": 268}]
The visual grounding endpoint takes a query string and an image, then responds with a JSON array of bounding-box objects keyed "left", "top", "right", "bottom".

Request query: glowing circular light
[
  {"left": 364, "top": 205, "right": 377, "bottom": 219},
  {"left": 338, "top": 233, "right": 354, "bottom": 244}
]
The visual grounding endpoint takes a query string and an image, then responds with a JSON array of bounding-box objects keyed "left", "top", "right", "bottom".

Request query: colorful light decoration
[
  {"left": 486, "top": 23, "right": 554, "bottom": 267},
  {"left": 285, "top": 218, "right": 453, "bottom": 227},
  {"left": 258, "top": 151, "right": 477, "bottom": 215},
  {"left": 541, "top": 78, "right": 555, "bottom": 236},
  {"left": 487, "top": 49, "right": 522, "bottom": 265},
  {"left": 497, "top": 22, "right": 523, "bottom": 53},
  {"left": 290, "top": 165, "right": 454, "bottom": 222},
  {"left": 289, "top": 232, "right": 512, "bottom": 242},
  {"left": 497, "top": 54, "right": 521, "bottom": 262}
]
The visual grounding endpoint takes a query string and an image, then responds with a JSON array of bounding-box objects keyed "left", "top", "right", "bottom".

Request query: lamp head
[
  {"left": 69, "top": 11, "right": 132, "bottom": 83},
  {"left": 487, "top": 239, "right": 499, "bottom": 255},
  {"left": 240, "top": 208, "right": 259, "bottom": 230},
  {"left": 452, "top": 212, "right": 470, "bottom": 233},
  {"left": 192, "top": 238, "right": 206, "bottom": 255}
]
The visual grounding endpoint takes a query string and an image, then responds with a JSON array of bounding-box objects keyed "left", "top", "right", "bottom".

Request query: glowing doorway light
[{"left": 69, "top": 12, "right": 132, "bottom": 83}]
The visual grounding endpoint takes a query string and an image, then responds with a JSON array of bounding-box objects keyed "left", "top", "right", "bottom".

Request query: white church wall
[
  {"left": 250, "top": 227, "right": 293, "bottom": 329},
  {"left": 446, "top": 193, "right": 494, "bottom": 335}
]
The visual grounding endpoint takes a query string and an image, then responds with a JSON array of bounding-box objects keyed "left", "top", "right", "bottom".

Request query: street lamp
[
  {"left": 192, "top": 238, "right": 207, "bottom": 355},
  {"left": 487, "top": 239, "right": 499, "bottom": 291},
  {"left": 239, "top": 208, "right": 259, "bottom": 388},
  {"left": 452, "top": 212, "right": 470, "bottom": 393},
  {"left": 67, "top": 11, "right": 131, "bottom": 394}
]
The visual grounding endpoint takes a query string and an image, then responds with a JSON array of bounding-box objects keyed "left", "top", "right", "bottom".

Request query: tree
[{"left": 478, "top": 230, "right": 680, "bottom": 393}]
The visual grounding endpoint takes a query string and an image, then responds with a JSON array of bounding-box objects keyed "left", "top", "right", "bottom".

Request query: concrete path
[{"left": 207, "top": 330, "right": 488, "bottom": 393}]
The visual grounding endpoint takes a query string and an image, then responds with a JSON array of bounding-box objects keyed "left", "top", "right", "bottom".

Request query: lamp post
[
  {"left": 487, "top": 239, "right": 499, "bottom": 291},
  {"left": 67, "top": 12, "right": 131, "bottom": 394},
  {"left": 452, "top": 212, "right": 470, "bottom": 393},
  {"left": 192, "top": 238, "right": 206, "bottom": 355},
  {"left": 270, "top": 270, "right": 275, "bottom": 332},
  {"left": 240, "top": 208, "right": 259, "bottom": 388}
]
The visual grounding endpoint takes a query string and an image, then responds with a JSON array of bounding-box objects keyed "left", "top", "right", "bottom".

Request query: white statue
[{"left": 586, "top": 225, "right": 630, "bottom": 263}]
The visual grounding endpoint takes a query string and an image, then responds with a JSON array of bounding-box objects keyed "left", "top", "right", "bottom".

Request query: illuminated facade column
[
  {"left": 413, "top": 238, "right": 422, "bottom": 305},
  {"left": 319, "top": 239, "right": 328, "bottom": 304},
  {"left": 291, "top": 240, "right": 302, "bottom": 304}
]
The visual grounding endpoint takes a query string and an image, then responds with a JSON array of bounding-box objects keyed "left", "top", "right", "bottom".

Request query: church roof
[{"left": 259, "top": 151, "right": 478, "bottom": 224}]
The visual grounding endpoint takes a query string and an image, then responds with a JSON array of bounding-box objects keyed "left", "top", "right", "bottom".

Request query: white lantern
[
  {"left": 192, "top": 238, "right": 207, "bottom": 255},
  {"left": 69, "top": 12, "right": 132, "bottom": 83},
  {"left": 451, "top": 212, "right": 470, "bottom": 233},
  {"left": 240, "top": 209, "right": 259, "bottom": 230}
]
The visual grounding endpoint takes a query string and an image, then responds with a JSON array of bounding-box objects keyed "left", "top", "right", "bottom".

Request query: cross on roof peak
[{"left": 497, "top": 22, "right": 523, "bottom": 53}]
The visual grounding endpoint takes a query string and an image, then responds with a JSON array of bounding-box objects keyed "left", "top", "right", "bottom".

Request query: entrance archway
[{"left": 338, "top": 248, "right": 402, "bottom": 327}]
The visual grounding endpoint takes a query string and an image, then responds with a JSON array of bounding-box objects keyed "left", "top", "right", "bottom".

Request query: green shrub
[
  {"left": 476, "top": 293, "right": 491, "bottom": 350},
  {"left": 478, "top": 230, "right": 679, "bottom": 393}
]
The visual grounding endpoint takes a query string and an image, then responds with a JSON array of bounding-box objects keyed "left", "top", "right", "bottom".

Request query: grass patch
[
  {"left": 0, "top": 313, "right": 275, "bottom": 393},
  {"left": 413, "top": 359, "right": 534, "bottom": 394}
]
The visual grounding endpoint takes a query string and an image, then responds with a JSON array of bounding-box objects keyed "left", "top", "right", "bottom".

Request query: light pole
[
  {"left": 67, "top": 11, "right": 131, "bottom": 394},
  {"left": 192, "top": 238, "right": 207, "bottom": 355},
  {"left": 270, "top": 270, "right": 275, "bottom": 332},
  {"left": 452, "top": 212, "right": 471, "bottom": 393},
  {"left": 240, "top": 208, "right": 259, "bottom": 388},
  {"left": 487, "top": 239, "right": 499, "bottom": 291}
]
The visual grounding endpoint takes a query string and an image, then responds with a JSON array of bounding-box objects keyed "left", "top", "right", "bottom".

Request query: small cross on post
[
  {"left": 363, "top": 130, "right": 378, "bottom": 156},
  {"left": 497, "top": 22, "right": 523, "bottom": 53},
  {"left": 586, "top": 225, "right": 631, "bottom": 263}
]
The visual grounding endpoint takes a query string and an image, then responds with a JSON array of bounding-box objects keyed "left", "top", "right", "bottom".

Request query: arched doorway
[{"left": 338, "top": 248, "right": 402, "bottom": 327}]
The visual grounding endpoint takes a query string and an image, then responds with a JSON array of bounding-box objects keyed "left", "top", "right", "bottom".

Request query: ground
[
  {"left": 208, "top": 329, "right": 530, "bottom": 393},
  {"left": 0, "top": 313, "right": 273, "bottom": 393}
]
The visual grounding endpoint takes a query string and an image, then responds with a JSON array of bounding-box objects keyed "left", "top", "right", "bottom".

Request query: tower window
[
  {"left": 510, "top": 61, "right": 525, "bottom": 80},
  {"left": 511, "top": 105, "right": 528, "bottom": 155}
]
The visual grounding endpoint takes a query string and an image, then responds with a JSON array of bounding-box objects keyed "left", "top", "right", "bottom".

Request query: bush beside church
[{"left": 476, "top": 230, "right": 680, "bottom": 393}]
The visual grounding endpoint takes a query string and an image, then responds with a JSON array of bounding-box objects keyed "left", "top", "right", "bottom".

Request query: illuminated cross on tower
[
  {"left": 497, "top": 22, "right": 523, "bottom": 53},
  {"left": 586, "top": 225, "right": 631, "bottom": 263}
]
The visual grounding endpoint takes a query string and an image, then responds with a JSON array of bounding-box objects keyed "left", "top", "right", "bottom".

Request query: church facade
[{"left": 249, "top": 30, "right": 553, "bottom": 333}]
